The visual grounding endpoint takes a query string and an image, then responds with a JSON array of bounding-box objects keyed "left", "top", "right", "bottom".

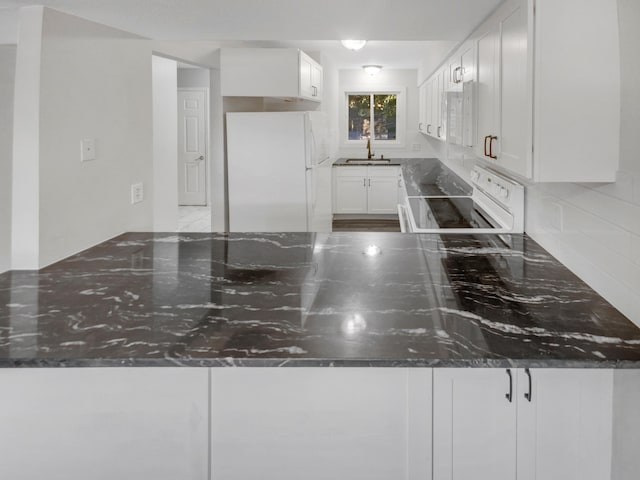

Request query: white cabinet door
[
  {"left": 0, "top": 368, "right": 209, "bottom": 480},
  {"left": 425, "top": 78, "right": 435, "bottom": 136},
  {"left": 418, "top": 80, "right": 428, "bottom": 134},
  {"left": 368, "top": 175, "right": 400, "bottom": 214},
  {"left": 516, "top": 369, "right": 613, "bottom": 480},
  {"left": 433, "top": 368, "right": 517, "bottom": 480},
  {"left": 498, "top": 0, "right": 531, "bottom": 177},
  {"left": 476, "top": 25, "right": 500, "bottom": 160},
  {"left": 311, "top": 62, "right": 323, "bottom": 99},
  {"left": 334, "top": 171, "right": 367, "bottom": 214},
  {"left": 210, "top": 368, "right": 432, "bottom": 480},
  {"left": 299, "top": 51, "right": 314, "bottom": 99},
  {"left": 461, "top": 44, "right": 475, "bottom": 83}
]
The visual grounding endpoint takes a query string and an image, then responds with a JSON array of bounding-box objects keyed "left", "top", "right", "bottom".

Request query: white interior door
[{"left": 178, "top": 89, "right": 207, "bottom": 206}]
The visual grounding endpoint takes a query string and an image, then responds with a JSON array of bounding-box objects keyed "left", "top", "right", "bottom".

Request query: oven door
[{"left": 405, "top": 196, "right": 511, "bottom": 234}]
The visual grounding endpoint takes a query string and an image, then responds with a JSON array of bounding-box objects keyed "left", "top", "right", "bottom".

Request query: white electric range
[{"left": 398, "top": 166, "right": 524, "bottom": 234}]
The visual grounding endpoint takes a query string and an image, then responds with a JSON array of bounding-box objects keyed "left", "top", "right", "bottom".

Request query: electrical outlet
[
  {"left": 412, "top": 143, "right": 421, "bottom": 151},
  {"left": 131, "top": 183, "right": 144, "bottom": 204},
  {"left": 80, "top": 138, "right": 96, "bottom": 162}
]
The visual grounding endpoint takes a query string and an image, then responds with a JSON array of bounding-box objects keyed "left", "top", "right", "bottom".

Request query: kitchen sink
[{"left": 345, "top": 158, "right": 392, "bottom": 165}]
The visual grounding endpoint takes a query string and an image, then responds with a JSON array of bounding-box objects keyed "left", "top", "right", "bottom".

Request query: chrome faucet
[{"left": 366, "top": 138, "right": 375, "bottom": 159}]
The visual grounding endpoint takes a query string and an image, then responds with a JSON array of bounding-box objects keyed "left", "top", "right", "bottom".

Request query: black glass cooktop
[{"left": 407, "top": 196, "right": 495, "bottom": 230}]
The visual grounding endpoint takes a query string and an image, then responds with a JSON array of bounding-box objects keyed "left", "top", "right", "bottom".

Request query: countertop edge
[{"left": 3, "top": 358, "right": 639, "bottom": 369}]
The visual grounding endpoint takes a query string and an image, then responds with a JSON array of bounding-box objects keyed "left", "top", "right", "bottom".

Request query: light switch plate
[
  {"left": 131, "top": 183, "right": 144, "bottom": 204},
  {"left": 81, "top": 139, "right": 96, "bottom": 162}
]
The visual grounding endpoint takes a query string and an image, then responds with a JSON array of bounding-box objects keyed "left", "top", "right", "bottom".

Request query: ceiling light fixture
[
  {"left": 362, "top": 65, "right": 383, "bottom": 76},
  {"left": 341, "top": 39, "right": 367, "bottom": 51}
]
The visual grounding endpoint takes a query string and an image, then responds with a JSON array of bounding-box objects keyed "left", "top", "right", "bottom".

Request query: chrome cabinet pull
[
  {"left": 363, "top": 178, "right": 366, "bottom": 187},
  {"left": 437, "top": 126, "right": 442, "bottom": 137},
  {"left": 484, "top": 135, "right": 490, "bottom": 157},
  {"left": 524, "top": 368, "right": 532, "bottom": 402},
  {"left": 368, "top": 179, "right": 371, "bottom": 187},
  {"left": 505, "top": 369, "right": 513, "bottom": 403},
  {"left": 427, "top": 124, "right": 432, "bottom": 134}
]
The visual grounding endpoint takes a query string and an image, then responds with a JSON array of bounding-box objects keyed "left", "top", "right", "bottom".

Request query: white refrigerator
[{"left": 226, "top": 111, "right": 332, "bottom": 232}]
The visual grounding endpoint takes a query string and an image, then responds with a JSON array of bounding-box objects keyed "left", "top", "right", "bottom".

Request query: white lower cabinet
[
  {"left": 434, "top": 368, "right": 614, "bottom": 480},
  {"left": 333, "top": 166, "right": 401, "bottom": 214},
  {"left": 210, "top": 368, "right": 432, "bottom": 480},
  {"left": 0, "top": 368, "right": 209, "bottom": 480},
  {"left": 516, "top": 368, "right": 613, "bottom": 480},
  {"left": 434, "top": 368, "right": 518, "bottom": 480}
]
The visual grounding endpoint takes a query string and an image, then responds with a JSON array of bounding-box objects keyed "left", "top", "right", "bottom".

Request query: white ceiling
[{"left": 0, "top": 0, "right": 503, "bottom": 69}]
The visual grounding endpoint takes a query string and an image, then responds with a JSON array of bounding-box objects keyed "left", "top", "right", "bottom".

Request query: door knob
[{"left": 196, "top": 155, "right": 204, "bottom": 161}]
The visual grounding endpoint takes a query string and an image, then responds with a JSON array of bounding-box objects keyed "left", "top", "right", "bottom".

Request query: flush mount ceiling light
[
  {"left": 362, "top": 65, "right": 383, "bottom": 76},
  {"left": 341, "top": 39, "right": 367, "bottom": 51}
]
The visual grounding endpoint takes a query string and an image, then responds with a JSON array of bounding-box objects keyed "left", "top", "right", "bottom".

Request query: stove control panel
[
  {"left": 471, "top": 166, "right": 522, "bottom": 209},
  {"left": 470, "top": 165, "right": 525, "bottom": 233}
]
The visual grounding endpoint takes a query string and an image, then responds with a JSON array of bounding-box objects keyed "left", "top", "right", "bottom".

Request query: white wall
[
  {"left": 338, "top": 69, "right": 439, "bottom": 160},
  {"left": 177, "top": 68, "right": 209, "bottom": 89},
  {"left": 0, "top": 45, "right": 16, "bottom": 273},
  {"left": 12, "top": 6, "right": 154, "bottom": 268},
  {"left": 0, "top": 8, "right": 19, "bottom": 44},
  {"left": 152, "top": 56, "right": 178, "bottom": 231}
]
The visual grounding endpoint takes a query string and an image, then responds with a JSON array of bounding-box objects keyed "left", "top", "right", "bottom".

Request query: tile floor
[{"left": 178, "top": 206, "right": 211, "bottom": 232}]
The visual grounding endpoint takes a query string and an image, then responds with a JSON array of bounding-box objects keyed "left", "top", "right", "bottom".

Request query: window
[
  {"left": 348, "top": 93, "right": 397, "bottom": 141},
  {"left": 342, "top": 88, "right": 405, "bottom": 147}
]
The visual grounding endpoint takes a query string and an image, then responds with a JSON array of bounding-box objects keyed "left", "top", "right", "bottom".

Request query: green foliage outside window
[{"left": 348, "top": 93, "right": 397, "bottom": 141}]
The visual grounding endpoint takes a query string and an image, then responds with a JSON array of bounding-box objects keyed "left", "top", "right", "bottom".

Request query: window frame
[{"left": 340, "top": 86, "right": 406, "bottom": 149}]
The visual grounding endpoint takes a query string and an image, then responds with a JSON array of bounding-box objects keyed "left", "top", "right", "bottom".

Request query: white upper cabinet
[
  {"left": 475, "top": 0, "right": 532, "bottom": 178},
  {"left": 220, "top": 48, "right": 322, "bottom": 102},
  {"left": 422, "top": 0, "right": 620, "bottom": 182},
  {"left": 533, "top": 0, "right": 620, "bottom": 182},
  {"left": 299, "top": 51, "right": 323, "bottom": 101}
]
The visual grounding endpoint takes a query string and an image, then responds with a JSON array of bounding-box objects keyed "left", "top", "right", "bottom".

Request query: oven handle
[{"left": 397, "top": 204, "right": 411, "bottom": 233}]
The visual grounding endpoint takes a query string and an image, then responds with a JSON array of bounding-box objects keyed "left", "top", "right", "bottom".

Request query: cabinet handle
[
  {"left": 489, "top": 135, "right": 498, "bottom": 159},
  {"left": 453, "top": 66, "right": 462, "bottom": 83},
  {"left": 419, "top": 122, "right": 423, "bottom": 130},
  {"left": 484, "top": 135, "right": 490, "bottom": 156},
  {"left": 363, "top": 178, "right": 367, "bottom": 187},
  {"left": 368, "top": 179, "right": 371, "bottom": 187},
  {"left": 524, "top": 368, "right": 532, "bottom": 402},
  {"left": 505, "top": 369, "right": 513, "bottom": 403},
  {"left": 427, "top": 124, "right": 432, "bottom": 134},
  {"left": 437, "top": 126, "right": 442, "bottom": 138}
]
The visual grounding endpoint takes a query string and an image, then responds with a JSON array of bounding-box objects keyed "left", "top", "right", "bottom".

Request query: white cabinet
[
  {"left": 470, "top": 0, "right": 619, "bottom": 181},
  {"left": 220, "top": 48, "right": 322, "bottom": 102},
  {"left": 0, "top": 368, "right": 209, "bottom": 480},
  {"left": 475, "top": 0, "right": 532, "bottom": 178},
  {"left": 333, "top": 166, "right": 401, "bottom": 214},
  {"left": 433, "top": 369, "right": 517, "bottom": 480},
  {"left": 299, "top": 51, "right": 322, "bottom": 100},
  {"left": 434, "top": 368, "right": 614, "bottom": 480},
  {"left": 516, "top": 368, "right": 613, "bottom": 480},
  {"left": 418, "top": 80, "right": 429, "bottom": 134},
  {"left": 210, "top": 368, "right": 432, "bottom": 480}
]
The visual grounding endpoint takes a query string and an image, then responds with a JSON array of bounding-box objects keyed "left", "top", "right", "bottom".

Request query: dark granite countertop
[
  {"left": 1, "top": 232, "right": 639, "bottom": 368},
  {"left": 400, "top": 158, "right": 472, "bottom": 197}
]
